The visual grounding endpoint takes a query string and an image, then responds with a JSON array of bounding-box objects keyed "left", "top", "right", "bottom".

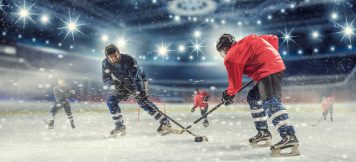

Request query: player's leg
[
  {"left": 136, "top": 94, "right": 182, "bottom": 135},
  {"left": 200, "top": 108, "right": 209, "bottom": 127},
  {"left": 247, "top": 85, "right": 271, "bottom": 147},
  {"left": 107, "top": 95, "right": 126, "bottom": 136},
  {"left": 45, "top": 103, "right": 60, "bottom": 129},
  {"left": 258, "top": 71, "right": 299, "bottom": 156},
  {"left": 63, "top": 101, "right": 75, "bottom": 129},
  {"left": 329, "top": 104, "right": 333, "bottom": 121}
]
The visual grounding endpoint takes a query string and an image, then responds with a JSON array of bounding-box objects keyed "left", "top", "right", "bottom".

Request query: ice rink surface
[{"left": 0, "top": 102, "right": 355, "bottom": 162}]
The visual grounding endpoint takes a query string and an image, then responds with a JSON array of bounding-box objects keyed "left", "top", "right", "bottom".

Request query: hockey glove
[
  {"left": 191, "top": 107, "right": 196, "bottom": 113},
  {"left": 221, "top": 90, "right": 235, "bottom": 106},
  {"left": 136, "top": 91, "right": 148, "bottom": 99}
]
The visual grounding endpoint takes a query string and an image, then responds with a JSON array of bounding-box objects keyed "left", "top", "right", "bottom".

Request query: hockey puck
[
  {"left": 194, "top": 137, "right": 203, "bottom": 142},
  {"left": 194, "top": 136, "right": 208, "bottom": 142}
]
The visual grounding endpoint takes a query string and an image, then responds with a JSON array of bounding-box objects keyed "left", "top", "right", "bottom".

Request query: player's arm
[
  {"left": 102, "top": 60, "right": 114, "bottom": 86},
  {"left": 221, "top": 60, "right": 244, "bottom": 105},
  {"left": 128, "top": 57, "right": 144, "bottom": 94},
  {"left": 203, "top": 92, "right": 210, "bottom": 102},
  {"left": 191, "top": 96, "right": 198, "bottom": 112},
  {"left": 225, "top": 61, "right": 244, "bottom": 96}
]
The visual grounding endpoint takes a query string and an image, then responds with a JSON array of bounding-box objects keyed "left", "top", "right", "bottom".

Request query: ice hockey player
[
  {"left": 191, "top": 88, "right": 210, "bottom": 127},
  {"left": 216, "top": 33, "right": 300, "bottom": 156},
  {"left": 102, "top": 44, "right": 181, "bottom": 136},
  {"left": 321, "top": 89, "right": 335, "bottom": 122},
  {"left": 45, "top": 78, "right": 76, "bottom": 129}
]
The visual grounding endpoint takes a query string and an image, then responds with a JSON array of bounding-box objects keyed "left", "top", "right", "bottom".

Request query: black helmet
[
  {"left": 105, "top": 44, "right": 119, "bottom": 56},
  {"left": 216, "top": 34, "right": 235, "bottom": 57}
]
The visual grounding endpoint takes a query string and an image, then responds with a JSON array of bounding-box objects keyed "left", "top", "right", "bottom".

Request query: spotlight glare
[
  {"left": 330, "top": 46, "right": 335, "bottom": 51},
  {"left": 189, "top": 39, "right": 205, "bottom": 56},
  {"left": 280, "top": 27, "right": 297, "bottom": 46},
  {"left": 312, "top": 31, "right": 319, "bottom": 39},
  {"left": 194, "top": 31, "right": 201, "bottom": 38},
  {"left": 58, "top": 12, "right": 85, "bottom": 41},
  {"left": 117, "top": 38, "right": 127, "bottom": 48},
  {"left": 298, "top": 49, "right": 303, "bottom": 55},
  {"left": 174, "top": 15, "right": 180, "bottom": 21},
  {"left": 68, "top": 22, "right": 77, "bottom": 31},
  {"left": 331, "top": 12, "right": 338, "bottom": 20},
  {"left": 335, "top": 18, "right": 356, "bottom": 44},
  {"left": 344, "top": 27, "right": 353, "bottom": 35},
  {"left": 19, "top": 9, "right": 29, "bottom": 17},
  {"left": 101, "top": 34, "right": 109, "bottom": 42},
  {"left": 178, "top": 45, "right": 185, "bottom": 52},
  {"left": 14, "top": 1, "right": 36, "bottom": 30},
  {"left": 40, "top": 14, "right": 49, "bottom": 24},
  {"left": 156, "top": 42, "right": 170, "bottom": 57}
]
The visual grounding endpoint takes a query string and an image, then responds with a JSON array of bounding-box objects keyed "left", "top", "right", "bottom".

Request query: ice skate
[
  {"left": 249, "top": 130, "right": 272, "bottom": 147},
  {"left": 110, "top": 124, "right": 126, "bottom": 137},
  {"left": 69, "top": 119, "right": 75, "bottom": 129},
  {"left": 157, "top": 122, "right": 184, "bottom": 136},
  {"left": 203, "top": 119, "right": 209, "bottom": 128},
  {"left": 44, "top": 119, "right": 54, "bottom": 129},
  {"left": 271, "top": 135, "right": 300, "bottom": 157}
]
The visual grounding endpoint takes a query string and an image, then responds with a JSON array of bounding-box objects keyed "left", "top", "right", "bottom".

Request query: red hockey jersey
[
  {"left": 193, "top": 91, "right": 209, "bottom": 109},
  {"left": 321, "top": 97, "right": 335, "bottom": 112},
  {"left": 224, "top": 34, "right": 286, "bottom": 96}
]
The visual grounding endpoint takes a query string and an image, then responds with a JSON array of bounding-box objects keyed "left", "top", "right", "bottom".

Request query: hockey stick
[
  {"left": 311, "top": 116, "right": 324, "bottom": 127},
  {"left": 185, "top": 80, "right": 254, "bottom": 130},
  {"left": 117, "top": 81, "right": 209, "bottom": 142}
]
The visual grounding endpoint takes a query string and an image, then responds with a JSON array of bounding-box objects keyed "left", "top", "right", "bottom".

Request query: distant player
[
  {"left": 321, "top": 90, "right": 335, "bottom": 122},
  {"left": 102, "top": 44, "right": 181, "bottom": 136},
  {"left": 44, "top": 78, "right": 75, "bottom": 129},
  {"left": 216, "top": 33, "right": 299, "bottom": 156},
  {"left": 191, "top": 88, "right": 210, "bottom": 127}
]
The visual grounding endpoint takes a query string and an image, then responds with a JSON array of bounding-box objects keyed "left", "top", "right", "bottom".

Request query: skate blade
[
  {"left": 160, "top": 129, "right": 184, "bottom": 136},
  {"left": 110, "top": 130, "right": 126, "bottom": 137},
  {"left": 271, "top": 147, "right": 300, "bottom": 157},
  {"left": 250, "top": 139, "right": 272, "bottom": 147}
]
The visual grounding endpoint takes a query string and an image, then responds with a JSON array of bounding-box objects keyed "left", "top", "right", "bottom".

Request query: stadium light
[
  {"left": 58, "top": 12, "right": 85, "bottom": 41},
  {"left": 280, "top": 27, "right": 297, "bottom": 46},
  {"left": 312, "top": 31, "right": 319, "bottom": 39},
  {"left": 116, "top": 38, "right": 127, "bottom": 48},
  {"left": 157, "top": 42, "right": 169, "bottom": 57},
  {"left": 194, "top": 30, "right": 201, "bottom": 38},
  {"left": 174, "top": 15, "right": 180, "bottom": 22},
  {"left": 178, "top": 45, "right": 185, "bottom": 52},
  {"left": 40, "top": 14, "right": 49, "bottom": 24},
  {"left": 335, "top": 18, "right": 355, "bottom": 44},
  {"left": 257, "top": 20, "right": 261, "bottom": 25},
  {"left": 189, "top": 55, "right": 194, "bottom": 60},
  {"left": 297, "top": 49, "right": 303, "bottom": 55},
  {"left": 331, "top": 12, "right": 338, "bottom": 20},
  {"left": 344, "top": 26, "right": 353, "bottom": 35},
  {"left": 330, "top": 46, "right": 335, "bottom": 51},
  {"left": 189, "top": 39, "right": 205, "bottom": 56},
  {"left": 14, "top": 1, "right": 35, "bottom": 30},
  {"left": 313, "top": 48, "right": 319, "bottom": 53},
  {"left": 101, "top": 34, "right": 109, "bottom": 42}
]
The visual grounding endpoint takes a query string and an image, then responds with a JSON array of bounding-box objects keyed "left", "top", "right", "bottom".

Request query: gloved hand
[
  {"left": 113, "top": 80, "right": 121, "bottom": 89},
  {"left": 191, "top": 107, "right": 196, "bottom": 113},
  {"left": 136, "top": 91, "right": 148, "bottom": 99},
  {"left": 221, "top": 90, "right": 235, "bottom": 106}
]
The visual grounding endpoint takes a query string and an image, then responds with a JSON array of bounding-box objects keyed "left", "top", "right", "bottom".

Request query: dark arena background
[{"left": 0, "top": 0, "right": 356, "bottom": 161}]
